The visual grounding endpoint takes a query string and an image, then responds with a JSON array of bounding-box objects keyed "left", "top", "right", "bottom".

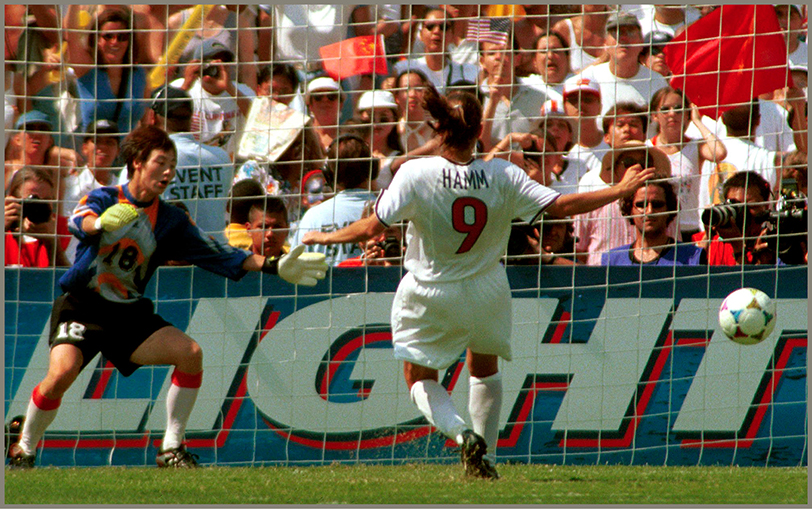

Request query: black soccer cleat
[
  {"left": 459, "top": 430, "right": 499, "bottom": 479},
  {"left": 7, "top": 442, "right": 35, "bottom": 469},
  {"left": 156, "top": 445, "right": 199, "bottom": 468},
  {"left": 5, "top": 415, "right": 24, "bottom": 458}
]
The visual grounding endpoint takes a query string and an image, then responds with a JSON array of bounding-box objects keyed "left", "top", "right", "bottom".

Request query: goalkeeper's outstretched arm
[{"left": 242, "top": 245, "right": 327, "bottom": 287}]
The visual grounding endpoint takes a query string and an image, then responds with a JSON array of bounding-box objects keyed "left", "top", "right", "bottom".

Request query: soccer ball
[{"left": 718, "top": 288, "right": 777, "bottom": 345}]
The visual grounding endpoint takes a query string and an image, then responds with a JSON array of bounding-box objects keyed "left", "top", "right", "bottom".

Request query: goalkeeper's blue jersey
[{"left": 61, "top": 184, "right": 250, "bottom": 303}]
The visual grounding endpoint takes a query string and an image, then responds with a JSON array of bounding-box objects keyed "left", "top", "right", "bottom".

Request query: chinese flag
[
  {"left": 319, "top": 35, "right": 388, "bottom": 82},
  {"left": 663, "top": 5, "right": 793, "bottom": 118}
]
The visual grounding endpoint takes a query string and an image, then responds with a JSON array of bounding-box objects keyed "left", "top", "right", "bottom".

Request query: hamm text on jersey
[{"left": 442, "top": 168, "right": 490, "bottom": 190}]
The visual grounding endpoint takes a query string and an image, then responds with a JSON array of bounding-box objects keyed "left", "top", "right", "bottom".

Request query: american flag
[{"left": 465, "top": 17, "right": 511, "bottom": 45}]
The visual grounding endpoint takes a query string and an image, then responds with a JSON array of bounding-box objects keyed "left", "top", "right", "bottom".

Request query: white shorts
[{"left": 390, "top": 265, "right": 512, "bottom": 370}]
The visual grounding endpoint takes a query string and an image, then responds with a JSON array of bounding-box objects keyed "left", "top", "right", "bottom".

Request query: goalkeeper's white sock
[
  {"left": 469, "top": 372, "right": 502, "bottom": 464},
  {"left": 410, "top": 380, "right": 468, "bottom": 444},
  {"left": 161, "top": 369, "right": 202, "bottom": 451},
  {"left": 18, "top": 384, "right": 61, "bottom": 456}
]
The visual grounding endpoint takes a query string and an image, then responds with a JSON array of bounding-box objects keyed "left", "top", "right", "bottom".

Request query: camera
[
  {"left": 761, "top": 189, "right": 808, "bottom": 264},
  {"left": 20, "top": 194, "right": 52, "bottom": 224},
  {"left": 700, "top": 200, "right": 745, "bottom": 232},
  {"left": 522, "top": 149, "right": 543, "bottom": 166},
  {"left": 507, "top": 221, "right": 536, "bottom": 257},
  {"left": 201, "top": 64, "right": 220, "bottom": 79},
  {"left": 376, "top": 236, "right": 402, "bottom": 259}
]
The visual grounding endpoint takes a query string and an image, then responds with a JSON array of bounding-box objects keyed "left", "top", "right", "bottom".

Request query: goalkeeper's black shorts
[{"left": 48, "top": 290, "right": 172, "bottom": 376}]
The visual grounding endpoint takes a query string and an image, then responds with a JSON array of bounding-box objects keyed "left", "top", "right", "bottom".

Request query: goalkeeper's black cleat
[
  {"left": 460, "top": 430, "right": 499, "bottom": 479},
  {"left": 156, "top": 445, "right": 199, "bottom": 468},
  {"left": 7, "top": 443, "right": 35, "bottom": 469},
  {"left": 5, "top": 415, "right": 24, "bottom": 457}
]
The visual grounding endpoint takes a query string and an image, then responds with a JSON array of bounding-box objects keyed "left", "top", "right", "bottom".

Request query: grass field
[{"left": 4, "top": 463, "right": 807, "bottom": 505}]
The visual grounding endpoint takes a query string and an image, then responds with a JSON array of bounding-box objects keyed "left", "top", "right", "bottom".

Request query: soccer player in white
[{"left": 303, "top": 87, "right": 653, "bottom": 479}]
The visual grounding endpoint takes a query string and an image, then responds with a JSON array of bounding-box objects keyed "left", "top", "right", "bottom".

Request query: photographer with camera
[
  {"left": 338, "top": 203, "right": 406, "bottom": 268},
  {"left": 172, "top": 39, "right": 254, "bottom": 160},
  {"left": 506, "top": 215, "right": 578, "bottom": 266},
  {"left": 695, "top": 171, "right": 805, "bottom": 265},
  {"left": 5, "top": 166, "right": 69, "bottom": 267}
]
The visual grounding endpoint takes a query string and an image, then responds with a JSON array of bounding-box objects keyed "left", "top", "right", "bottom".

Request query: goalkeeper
[{"left": 7, "top": 126, "right": 327, "bottom": 469}]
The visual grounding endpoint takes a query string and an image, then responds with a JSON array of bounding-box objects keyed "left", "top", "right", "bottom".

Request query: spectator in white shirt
[
  {"left": 171, "top": 39, "right": 254, "bottom": 160},
  {"left": 480, "top": 36, "right": 551, "bottom": 151},
  {"left": 636, "top": 5, "right": 701, "bottom": 39},
  {"left": 578, "top": 12, "right": 668, "bottom": 124},
  {"left": 304, "top": 77, "right": 344, "bottom": 152},
  {"left": 775, "top": 4, "right": 807, "bottom": 70},
  {"left": 63, "top": 119, "right": 121, "bottom": 219},
  {"left": 393, "top": 9, "right": 479, "bottom": 95},
  {"left": 552, "top": 5, "right": 610, "bottom": 73},
  {"left": 703, "top": 102, "right": 783, "bottom": 208},
  {"left": 525, "top": 30, "right": 572, "bottom": 98},
  {"left": 563, "top": 76, "right": 610, "bottom": 182}
]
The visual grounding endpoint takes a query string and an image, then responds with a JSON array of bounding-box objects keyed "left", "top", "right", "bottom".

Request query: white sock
[
  {"left": 161, "top": 369, "right": 202, "bottom": 451},
  {"left": 410, "top": 380, "right": 468, "bottom": 444},
  {"left": 469, "top": 372, "right": 502, "bottom": 463},
  {"left": 18, "top": 384, "right": 61, "bottom": 456}
]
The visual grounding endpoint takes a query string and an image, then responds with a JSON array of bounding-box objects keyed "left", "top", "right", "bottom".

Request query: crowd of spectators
[{"left": 4, "top": 4, "right": 808, "bottom": 268}]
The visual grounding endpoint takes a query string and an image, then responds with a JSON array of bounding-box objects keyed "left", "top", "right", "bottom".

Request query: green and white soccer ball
[{"left": 718, "top": 288, "right": 777, "bottom": 345}]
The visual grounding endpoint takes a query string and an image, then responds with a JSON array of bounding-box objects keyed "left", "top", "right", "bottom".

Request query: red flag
[
  {"left": 663, "top": 5, "right": 793, "bottom": 118},
  {"left": 319, "top": 35, "right": 388, "bottom": 82}
]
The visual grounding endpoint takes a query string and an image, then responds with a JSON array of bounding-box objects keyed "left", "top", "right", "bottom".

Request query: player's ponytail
[{"left": 423, "top": 86, "right": 482, "bottom": 152}]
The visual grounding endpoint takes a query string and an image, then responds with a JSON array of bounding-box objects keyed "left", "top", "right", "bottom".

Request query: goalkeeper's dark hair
[
  {"left": 422, "top": 86, "right": 482, "bottom": 152},
  {"left": 120, "top": 125, "right": 177, "bottom": 178}
]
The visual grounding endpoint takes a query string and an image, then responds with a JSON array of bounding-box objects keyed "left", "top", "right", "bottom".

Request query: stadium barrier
[{"left": 5, "top": 265, "right": 807, "bottom": 467}]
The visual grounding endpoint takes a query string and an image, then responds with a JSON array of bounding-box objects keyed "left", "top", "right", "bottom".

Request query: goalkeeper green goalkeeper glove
[
  {"left": 94, "top": 203, "right": 139, "bottom": 232},
  {"left": 262, "top": 244, "right": 327, "bottom": 286}
]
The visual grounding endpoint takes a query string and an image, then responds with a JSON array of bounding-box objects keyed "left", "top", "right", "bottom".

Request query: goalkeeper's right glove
[
  {"left": 94, "top": 203, "right": 139, "bottom": 232},
  {"left": 262, "top": 244, "right": 327, "bottom": 286}
]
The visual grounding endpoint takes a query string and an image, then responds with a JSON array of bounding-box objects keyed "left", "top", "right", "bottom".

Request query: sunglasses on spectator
[
  {"left": 658, "top": 105, "right": 686, "bottom": 113},
  {"left": 100, "top": 33, "right": 129, "bottom": 43},
  {"left": 633, "top": 200, "right": 667, "bottom": 210},
  {"left": 311, "top": 94, "right": 339, "bottom": 103},
  {"left": 649, "top": 47, "right": 665, "bottom": 56},
  {"left": 424, "top": 22, "right": 451, "bottom": 32}
]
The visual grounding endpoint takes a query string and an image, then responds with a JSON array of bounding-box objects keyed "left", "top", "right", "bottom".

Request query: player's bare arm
[
  {"left": 546, "top": 164, "right": 655, "bottom": 218},
  {"left": 302, "top": 213, "right": 387, "bottom": 246}
]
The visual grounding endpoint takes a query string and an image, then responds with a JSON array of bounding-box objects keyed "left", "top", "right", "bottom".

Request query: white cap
[
  {"left": 357, "top": 90, "right": 398, "bottom": 111},
  {"left": 540, "top": 99, "right": 566, "bottom": 117},
  {"left": 789, "top": 61, "right": 808, "bottom": 73},
  {"left": 306, "top": 77, "right": 340, "bottom": 96},
  {"left": 563, "top": 76, "right": 601, "bottom": 99}
]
